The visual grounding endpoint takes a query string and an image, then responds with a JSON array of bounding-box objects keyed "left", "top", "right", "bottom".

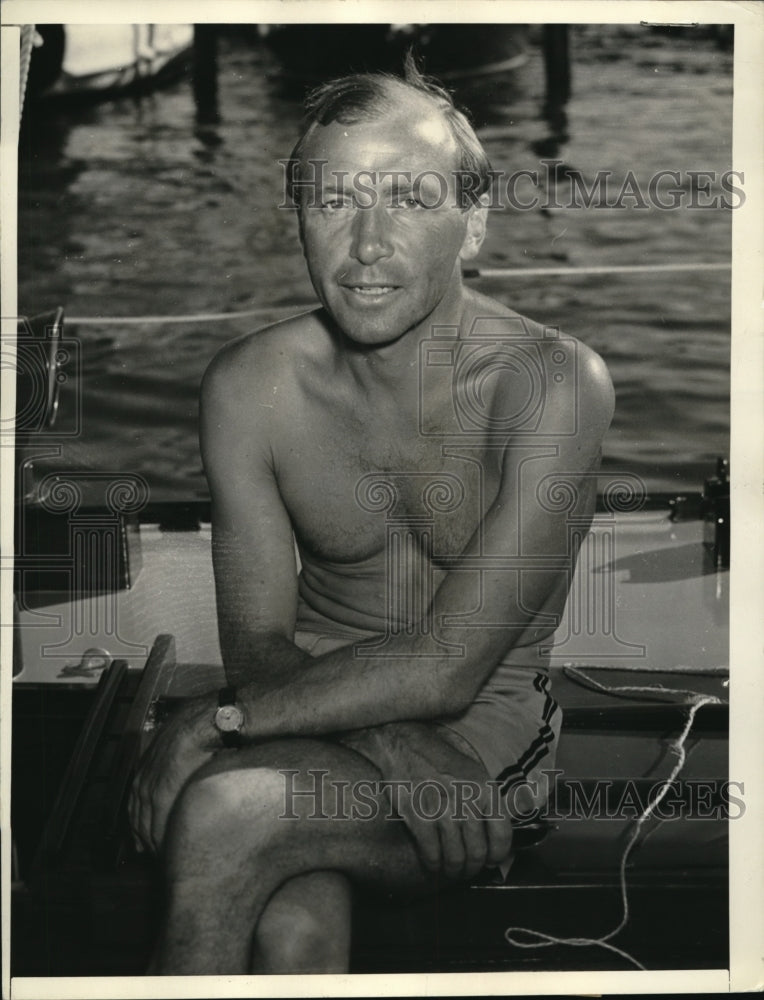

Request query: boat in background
[
  {"left": 258, "top": 23, "right": 529, "bottom": 86},
  {"left": 408, "top": 23, "right": 530, "bottom": 81},
  {"left": 24, "top": 24, "right": 193, "bottom": 103}
]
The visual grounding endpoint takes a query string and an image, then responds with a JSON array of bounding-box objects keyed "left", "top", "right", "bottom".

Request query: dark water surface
[{"left": 17, "top": 25, "right": 732, "bottom": 502}]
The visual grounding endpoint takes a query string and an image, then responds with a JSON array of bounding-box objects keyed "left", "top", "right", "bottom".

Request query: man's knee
[
  {"left": 257, "top": 898, "right": 348, "bottom": 972},
  {"left": 177, "top": 740, "right": 371, "bottom": 830},
  {"left": 167, "top": 764, "right": 288, "bottom": 857},
  {"left": 165, "top": 744, "right": 350, "bottom": 843}
]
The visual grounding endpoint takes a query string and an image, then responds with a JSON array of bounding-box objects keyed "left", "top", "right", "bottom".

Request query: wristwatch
[{"left": 214, "top": 686, "right": 244, "bottom": 748}]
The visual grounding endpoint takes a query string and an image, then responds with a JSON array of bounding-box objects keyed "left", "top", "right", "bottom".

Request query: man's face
[{"left": 297, "top": 95, "right": 484, "bottom": 348}]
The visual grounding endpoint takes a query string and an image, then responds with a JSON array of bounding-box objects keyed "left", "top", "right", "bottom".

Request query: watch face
[{"left": 215, "top": 704, "right": 244, "bottom": 733}]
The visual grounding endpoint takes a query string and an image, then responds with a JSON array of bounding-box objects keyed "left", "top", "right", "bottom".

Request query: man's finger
[
  {"left": 135, "top": 775, "right": 155, "bottom": 854},
  {"left": 149, "top": 784, "right": 168, "bottom": 854},
  {"left": 484, "top": 798, "right": 514, "bottom": 867},
  {"left": 437, "top": 812, "right": 466, "bottom": 879},
  {"left": 398, "top": 802, "right": 441, "bottom": 872},
  {"left": 128, "top": 781, "right": 142, "bottom": 844},
  {"left": 459, "top": 814, "right": 489, "bottom": 880},
  {"left": 413, "top": 821, "right": 442, "bottom": 872}
]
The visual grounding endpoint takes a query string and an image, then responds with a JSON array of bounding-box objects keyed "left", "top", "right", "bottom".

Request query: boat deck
[{"left": 14, "top": 506, "right": 729, "bottom": 683}]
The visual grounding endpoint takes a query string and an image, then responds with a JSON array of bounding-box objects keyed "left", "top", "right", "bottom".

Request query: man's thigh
[
  {"left": 186, "top": 737, "right": 433, "bottom": 892},
  {"left": 184, "top": 735, "right": 465, "bottom": 895}
]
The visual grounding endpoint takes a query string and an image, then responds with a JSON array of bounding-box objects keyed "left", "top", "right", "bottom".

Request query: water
[{"left": 17, "top": 25, "right": 732, "bottom": 503}]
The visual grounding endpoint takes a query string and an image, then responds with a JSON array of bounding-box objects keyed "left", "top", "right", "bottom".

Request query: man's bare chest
[{"left": 273, "top": 396, "right": 502, "bottom": 564}]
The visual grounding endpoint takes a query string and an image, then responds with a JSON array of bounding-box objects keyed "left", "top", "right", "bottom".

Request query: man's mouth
[{"left": 347, "top": 285, "right": 398, "bottom": 296}]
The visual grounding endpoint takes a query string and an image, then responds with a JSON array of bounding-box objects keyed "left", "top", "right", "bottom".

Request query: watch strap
[
  {"left": 219, "top": 685, "right": 237, "bottom": 707},
  {"left": 221, "top": 728, "right": 242, "bottom": 749}
]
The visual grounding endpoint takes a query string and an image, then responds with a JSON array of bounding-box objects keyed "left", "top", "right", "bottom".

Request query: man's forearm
[
  {"left": 222, "top": 629, "right": 314, "bottom": 688},
  {"left": 215, "top": 630, "right": 470, "bottom": 757},
  {"left": 232, "top": 625, "right": 507, "bottom": 744},
  {"left": 222, "top": 540, "right": 573, "bottom": 742}
]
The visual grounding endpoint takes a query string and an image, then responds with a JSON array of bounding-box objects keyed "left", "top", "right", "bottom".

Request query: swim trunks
[{"left": 293, "top": 614, "right": 561, "bottom": 823}]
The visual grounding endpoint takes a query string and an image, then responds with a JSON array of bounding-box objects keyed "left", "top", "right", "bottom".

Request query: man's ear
[{"left": 458, "top": 193, "right": 489, "bottom": 262}]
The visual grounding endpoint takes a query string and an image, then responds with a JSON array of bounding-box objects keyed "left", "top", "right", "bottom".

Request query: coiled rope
[{"left": 504, "top": 664, "right": 726, "bottom": 970}]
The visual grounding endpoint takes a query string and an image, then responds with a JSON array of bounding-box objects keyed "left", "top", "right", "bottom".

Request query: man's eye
[
  {"left": 394, "top": 195, "right": 423, "bottom": 209},
  {"left": 322, "top": 198, "right": 352, "bottom": 212}
]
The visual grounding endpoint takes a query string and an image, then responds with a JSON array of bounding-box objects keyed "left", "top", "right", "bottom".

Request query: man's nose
[{"left": 349, "top": 203, "right": 394, "bottom": 265}]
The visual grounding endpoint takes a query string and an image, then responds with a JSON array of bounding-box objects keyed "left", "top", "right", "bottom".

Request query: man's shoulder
[
  {"left": 466, "top": 289, "right": 599, "bottom": 354},
  {"left": 202, "top": 308, "right": 328, "bottom": 393},
  {"left": 465, "top": 290, "right": 614, "bottom": 430}
]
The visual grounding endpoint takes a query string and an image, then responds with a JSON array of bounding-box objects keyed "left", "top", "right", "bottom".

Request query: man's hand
[
  {"left": 128, "top": 695, "right": 220, "bottom": 854},
  {"left": 340, "top": 722, "right": 512, "bottom": 882}
]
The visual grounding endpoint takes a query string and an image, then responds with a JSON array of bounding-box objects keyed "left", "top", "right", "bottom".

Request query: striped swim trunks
[{"left": 293, "top": 626, "right": 562, "bottom": 823}]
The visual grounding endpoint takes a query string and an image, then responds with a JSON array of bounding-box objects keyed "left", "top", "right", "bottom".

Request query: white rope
[
  {"left": 62, "top": 261, "right": 731, "bottom": 327},
  {"left": 560, "top": 661, "right": 728, "bottom": 676},
  {"left": 562, "top": 663, "right": 728, "bottom": 702},
  {"left": 66, "top": 305, "right": 316, "bottom": 326},
  {"left": 471, "top": 262, "right": 730, "bottom": 279},
  {"left": 504, "top": 669, "right": 725, "bottom": 971}
]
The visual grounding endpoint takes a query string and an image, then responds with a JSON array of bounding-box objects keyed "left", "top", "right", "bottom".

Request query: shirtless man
[{"left": 129, "top": 64, "right": 614, "bottom": 975}]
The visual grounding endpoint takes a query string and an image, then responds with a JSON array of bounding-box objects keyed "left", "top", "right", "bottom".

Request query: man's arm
[
  {"left": 129, "top": 331, "right": 314, "bottom": 851},
  {"left": 130, "top": 330, "right": 612, "bottom": 852},
  {"left": 187, "top": 330, "right": 315, "bottom": 687},
  {"left": 206, "top": 336, "right": 614, "bottom": 739}
]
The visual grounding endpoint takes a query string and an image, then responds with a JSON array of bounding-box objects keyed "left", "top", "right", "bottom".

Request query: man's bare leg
[
  {"left": 250, "top": 871, "right": 352, "bottom": 973},
  {"left": 152, "top": 739, "right": 444, "bottom": 974}
]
